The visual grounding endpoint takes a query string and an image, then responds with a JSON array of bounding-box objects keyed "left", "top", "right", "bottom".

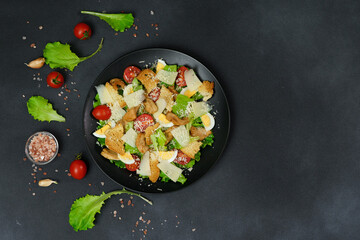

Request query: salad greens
[
  {"left": 163, "top": 65, "right": 177, "bottom": 72},
  {"left": 202, "top": 133, "right": 214, "bottom": 148},
  {"left": 159, "top": 171, "right": 187, "bottom": 184},
  {"left": 150, "top": 129, "right": 167, "bottom": 151},
  {"left": 43, "top": 38, "right": 103, "bottom": 71},
  {"left": 81, "top": 11, "right": 134, "bottom": 32},
  {"left": 27, "top": 96, "right": 65, "bottom": 122},
  {"left": 172, "top": 94, "right": 193, "bottom": 118},
  {"left": 69, "top": 189, "right": 152, "bottom": 231},
  {"left": 124, "top": 143, "right": 143, "bottom": 157},
  {"left": 93, "top": 94, "right": 101, "bottom": 108}
]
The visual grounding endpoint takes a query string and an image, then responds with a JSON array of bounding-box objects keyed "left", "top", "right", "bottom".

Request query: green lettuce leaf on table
[
  {"left": 43, "top": 38, "right": 103, "bottom": 71},
  {"left": 69, "top": 189, "right": 152, "bottom": 231},
  {"left": 27, "top": 96, "right": 65, "bottom": 122},
  {"left": 81, "top": 11, "right": 134, "bottom": 32}
]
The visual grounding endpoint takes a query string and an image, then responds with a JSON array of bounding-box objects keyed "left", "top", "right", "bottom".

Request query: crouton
[
  {"left": 159, "top": 85, "right": 174, "bottom": 111},
  {"left": 198, "top": 81, "right": 214, "bottom": 101},
  {"left": 149, "top": 152, "right": 160, "bottom": 183},
  {"left": 105, "top": 123, "right": 125, "bottom": 155},
  {"left": 181, "top": 141, "right": 202, "bottom": 159},
  {"left": 145, "top": 123, "right": 160, "bottom": 145},
  {"left": 136, "top": 69, "right": 159, "bottom": 93},
  {"left": 105, "top": 82, "right": 127, "bottom": 108},
  {"left": 101, "top": 148, "right": 120, "bottom": 160}
]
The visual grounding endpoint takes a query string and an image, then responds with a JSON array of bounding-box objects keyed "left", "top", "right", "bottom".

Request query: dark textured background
[{"left": 1, "top": 0, "right": 360, "bottom": 239}]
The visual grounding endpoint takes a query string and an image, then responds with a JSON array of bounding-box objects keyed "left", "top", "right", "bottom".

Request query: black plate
[{"left": 83, "top": 48, "right": 230, "bottom": 193}]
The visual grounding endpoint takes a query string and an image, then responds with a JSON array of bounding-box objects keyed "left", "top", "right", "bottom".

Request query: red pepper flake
[
  {"left": 67, "top": 173, "right": 71, "bottom": 177},
  {"left": 57, "top": 153, "right": 61, "bottom": 157},
  {"left": 131, "top": 203, "right": 134, "bottom": 207},
  {"left": 151, "top": 24, "right": 154, "bottom": 27},
  {"left": 38, "top": 167, "right": 42, "bottom": 171},
  {"left": 77, "top": 94, "right": 81, "bottom": 98},
  {"left": 65, "top": 108, "right": 69, "bottom": 111},
  {"left": 88, "top": 183, "right": 92, "bottom": 186},
  {"left": 155, "top": 33, "right": 159, "bottom": 37},
  {"left": 33, "top": 180, "right": 37, "bottom": 183},
  {"left": 53, "top": 190, "right": 57, "bottom": 193},
  {"left": 128, "top": 200, "right": 131, "bottom": 206},
  {"left": 30, "top": 43, "right": 36, "bottom": 48},
  {"left": 43, "top": 172, "right": 47, "bottom": 175},
  {"left": 66, "top": 128, "right": 70, "bottom": 132},
  {"left": 147, "top": 220, "right": 151, "bottom": 224},
  {"left": 143, "top": 229, "right": 147, "bottom": 235},
  {"left": 135, "top": 26, "right": 138, "bottom": 30},
  {"left": 115, "top": 32, "right": 118, "bottom": 36},
  {"left": 133, "top": 33, "right": 137, "bottom": 38},
  {"left": 23, "top": 157, "right": 27, "bottom": 161},
  {"left": 135, "top": 221, "right": 139, "bottom": 227}
]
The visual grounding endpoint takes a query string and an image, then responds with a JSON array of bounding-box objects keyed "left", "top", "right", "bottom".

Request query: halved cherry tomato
[
  {"left": 134, "top": 114, "right": 154, "bottom": 132},
  {"left": 46, "top": 71, "right": 64, "bottom": 88},
  {"left": 74, "top": 23, "right": 92, "bottom": 40},
  {"left": 126, "top": 154, "right": 141, "bottom": 171},
  {"left": 148, "top": 87, "right": 161, "bottom": 102},
  {"left": 173, "top": 150, "right": 191, "bottom": 165},
  {"left": 92, "top": 105, "right": 111, "bottom": 120},
  {"left": 175, "top": 66, "right": 188, "bottom": 87},
  {"left": 70, "top": 159, "right": 87, "bottom": 180},
  {"left": 123, "top": 66, "right": 141, "bottom": 84}
]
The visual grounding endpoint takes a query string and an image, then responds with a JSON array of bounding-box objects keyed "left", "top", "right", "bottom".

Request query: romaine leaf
[
  {"left": 69, "top": 189, "right": 152, "bottom": 231},
  {"left": 172, "top": 94, "right": 193, "bottom": 118},
  {"left": 163, "top": 65, "right": 177, "bottom": 72},
  {"left": 110, "top": 160, "right": 126, "bottom": 168},
  {"left": 125, "top": 121, "right": 134, "bottom": 132},
  {"left": 202, "top": 133, "right": 214, "bottom": 148},
  {"left": 93, "top": 93, "right": 101, "bottom": 108},
  {"left": 125, "top": 143, "right": 143, "bottom": 157},
  {"left": 43, "top": 38, "right": 103, "bottom": 71},
  {"left": 81, "top": 11, "right": 134, "bottom": 32},
  {"left": 192, "top": 117, "right": 204, "bottom": 127},
  {"left": 191, "top": 92, "right": 204, "bottom": 101},
  {"left": 97, "top": 138, "right": 105, "bottom": 147},
  {"left": 27, "top": 96, "right": 65, "bottom": 122},
  {"left": 194, "top": 151, "right": 201, "bottom": 162},
  {"left": 167, "top": 138, "right": 182, "bottom": 150},
  {"left": 159, "top": 171, "right": 187, "bottom": 184}
]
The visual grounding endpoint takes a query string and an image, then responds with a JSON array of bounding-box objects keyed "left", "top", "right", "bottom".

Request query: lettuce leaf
[
  {"left": 93, "top": 93, "right": 101, "bottom": 108},
  {"left": 167, "top": 138, "right": 182, "bottom": 150},
  {"left": 202, "top": 133, "right": 214, "bottom": 148},
  {"left": 163, "top": 65, "right": 177, "bottom": 72},
  {"left": 124, "top": 143, "right": 143, "bottom": 157},
  {"left": 172, "top": 94, "right": 193, "bottom": 118},
  {"left": 27, "top": 96, "right": 65, "bottom": 122},
  {"left": 69, "top": 189, "right": 152, "bottom": 231},
  {"left": 151, "top": 129, "right": 167, "bottom": 151},
  {"left": 81, "top": 11, "right": 134, "bottom": 32},
  {"left": 159, "top": 171, "right": 187, "bottom": 184},
  {"left": 110, "top": 160, "right": 126, "bottom": 168},
  {"left": 43, "top": 38, "right": 103, "bottom": 71}
]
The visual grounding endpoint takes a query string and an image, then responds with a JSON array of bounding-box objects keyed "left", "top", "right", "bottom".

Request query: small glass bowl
[{"left": 25, "top": 131, "right": 59, "bottom": 165}]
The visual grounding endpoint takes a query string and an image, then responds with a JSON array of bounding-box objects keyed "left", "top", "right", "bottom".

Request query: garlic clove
[
  {"left": 38, "top": 179, "right": 58, "bottom": 187},
  {"left": 25, "top": 57, "right": 45, "bottom": 69}
]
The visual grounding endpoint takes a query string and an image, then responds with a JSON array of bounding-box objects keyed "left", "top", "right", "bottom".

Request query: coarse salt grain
[{"left": 28, "top": 133, "right": 56, "bottom": 162}]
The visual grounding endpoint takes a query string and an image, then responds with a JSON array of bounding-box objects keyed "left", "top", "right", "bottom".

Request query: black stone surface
[{"left": 1, "top": 0, "right": 360, "bottom": 239}]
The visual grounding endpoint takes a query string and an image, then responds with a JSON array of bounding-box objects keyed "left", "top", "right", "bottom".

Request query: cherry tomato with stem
[
  {"left": 74, "top": 23, "right": 92, "bottom": 40},
  {"left": 123, "top": 66, "right": 141, "bottom": 84},
  {"left": 126, "top": 154, "right": 141, "bottom": 171},
  {"left": 70, "top": 154, "right": 87, "bottom": 180},
  {"left": 92, "top": 105, "right": 111, "bottom": 120},
  {"left": 175, "top": 66, "right": 188, "bottom": 87},
  {"left": 46, "top": 71, "right": 64, "bottom": 88}
]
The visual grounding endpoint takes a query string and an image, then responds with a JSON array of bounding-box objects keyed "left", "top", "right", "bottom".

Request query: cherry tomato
[
  {"left": 92, "top": 105, "right": 111, "bottom": 120},
  {"left": 134, "top": 114, "right": 154, "bottom": 132},
  {"left": 73, "top": 23, "right": 92, "bottom": 40},
  {"left": 123, "top": 66, "right": 141, "bottom": 84},
  {"left": 173, "top": 150, "right": 191, "bottom": 165},
  {"left": 148, "top": 87, "right": 161, "bottom": 102},
  {"left": 175, "top": 66, "right": 188, "bottom": 87},
  {"left": 70, "top": 159, "right": 87, "bottom": 180},
  {"left": 126, "top": 154, "right": 141, "bottom": 171},
  {"left": 46, "top": 71, "right": 64, "bottom": 88}
]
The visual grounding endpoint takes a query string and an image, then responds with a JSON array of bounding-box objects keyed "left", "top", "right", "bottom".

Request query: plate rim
[{"left": 82, "top": 47, "right": 231, "bottom": 193}]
